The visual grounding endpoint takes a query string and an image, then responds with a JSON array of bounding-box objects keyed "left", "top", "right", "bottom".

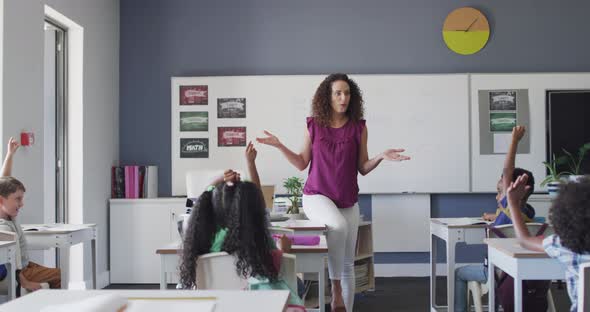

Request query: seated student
[
  {"left": 454, "top": 126, "right": 535, "bottom": 312},
  {"left": 507, "top": 174, "right": 590, "bottom": 312},
  {"left": 179, "top": 142, "right": 305, "bottom": 308},
  {"left": 0, "top": 137, "right": 61, "bottom": 291}
]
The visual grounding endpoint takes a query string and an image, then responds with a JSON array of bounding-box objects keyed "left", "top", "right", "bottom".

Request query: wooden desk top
[
  {"left": 157, "top": 235, "right": 328, "bottom": 254},
  {"left": 22, "top": 223, "right": 96, "bottom": 234},
  {"left": 485, "top": 238, "right": 550, "bottom": 259},
  {"left": 271, "top": 219, "right": 327, "bottom": 231},
  {"left": 0, "top": 289, "right": 289, "bottom": 312},
  {"left": 431, "top": 218, "right": 490, "bottom": 229}
]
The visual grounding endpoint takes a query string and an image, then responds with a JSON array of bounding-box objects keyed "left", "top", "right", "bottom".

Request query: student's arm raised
[
  {"left": 501, "top": 126, "right": 525, "bottom": 193},
  {"left": 506, "top": 174, "right": 545, "bottom": 252},
  {"left": 245, "top": 141, "right": 261, "bottom": 189},
  {"left": 256, "top": 129, "right": 311, "bottom": 171},
  {"left": 1, "top": 137, "right": 19, "bottom": 177}
]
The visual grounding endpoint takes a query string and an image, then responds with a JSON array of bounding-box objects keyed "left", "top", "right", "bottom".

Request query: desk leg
[
  {"left": 91, "top": 238, "right": 97, "bottom": 289},
  {"left": 430, "top": 234, "right": 438, "bottom": 310},
  {"left": 514, "top": 277, "right": 522, "bottom": 312},
  {"left": 7, "top": 257, "right": 15, "bottom": 299},
  {"left": 488, "top": 261, "right": 495, "bottom": 312},
  {"left": 60, "top": 247, "right": 70, "bottom": 289},
  {"left": 160, "top": 255, "right": 166, "bottom": 290},
  {"left": 318, "top": 257, "right": 325, "bottom": 312},
  {"left": 446, "top": 239, "right": 456, "bottom": 312}
]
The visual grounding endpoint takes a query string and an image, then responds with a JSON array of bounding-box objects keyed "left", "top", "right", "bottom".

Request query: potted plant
[
  {"left": 541, "top": 153, "right": 568, "bottom": 198},
  {"left": 283, "top": 176, "right": 305, "bottom": 220},
  {"left": 561, "top": 142, "right": 590, "bottom": 182}
]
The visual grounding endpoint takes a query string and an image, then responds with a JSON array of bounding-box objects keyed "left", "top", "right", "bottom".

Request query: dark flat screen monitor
[{"left": 546, "top": 90, "right": 590, "bottom": 175}]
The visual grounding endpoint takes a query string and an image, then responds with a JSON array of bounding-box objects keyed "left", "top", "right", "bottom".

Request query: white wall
[{"left": 3, "top": 0, "right": 119, "bottom": 287}]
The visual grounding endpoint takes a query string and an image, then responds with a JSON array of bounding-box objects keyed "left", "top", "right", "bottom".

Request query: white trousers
[{"left": 302, "top": 194, "right": 360, "bottom": 312}]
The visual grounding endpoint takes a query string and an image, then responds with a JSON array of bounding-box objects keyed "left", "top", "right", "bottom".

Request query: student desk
[
  {"left": 485, "top": 238, "right": 565, "bottom": 312},
  {"left": 0, "top": 241, "right": 16, "bottom": 299},
  {"left": 156, "top": 236, "right": 329, "bottom": 312},
  {"left": 430, "top": 218, "right": 488, "bottom": 312},
  {"left": 0, "top": 289, "right": 290, "bottom": 312},
  {"left": 22, "top": 224, "right": 97, "bottom": 289},
  {"left": 271, "top": 219, "right": 328, "bottom": 235}
]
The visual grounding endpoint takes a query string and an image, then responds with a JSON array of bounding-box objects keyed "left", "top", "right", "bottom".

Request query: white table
[
  {"left": 23, "top": 224, "right": 97, "bottom": 289},
  {"left": 486, "top": 238, "right": 565, "bottom": 312},
  {"left": 157, "top": 236, "right": 328, "bottom": 312},
  {"left": 430, "top": 218, "right": 488, "bottom": 312},
  {"left": 0, "top": 289, "right": 289, "bottom": 312},
  {"left": 271, "top": 219, "right": 327, "bottom": 236},
  {"left": 0, "top": 241, "right": 16, "bottom": 299}
]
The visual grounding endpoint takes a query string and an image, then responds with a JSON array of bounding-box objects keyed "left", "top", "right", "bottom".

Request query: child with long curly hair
[{"left": 179, "top": 142, "right": 305, "bottom": 308}]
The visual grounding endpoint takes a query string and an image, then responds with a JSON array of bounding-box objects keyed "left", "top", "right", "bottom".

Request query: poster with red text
[
  {"left": 218, "top": 127, "right": 246, "bottom": 147},
  {"left": 179, "top": 85, "right": 208, "bottom": 105}
]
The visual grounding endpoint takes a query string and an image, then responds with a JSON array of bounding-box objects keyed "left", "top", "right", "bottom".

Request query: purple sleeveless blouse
[{"left": 303, "top": 117, "right": 366, "bottom": 208}]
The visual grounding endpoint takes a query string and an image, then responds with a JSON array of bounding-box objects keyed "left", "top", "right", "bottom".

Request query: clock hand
[{"left": 464, "top": 17, "right": 479, "bottom": 32}]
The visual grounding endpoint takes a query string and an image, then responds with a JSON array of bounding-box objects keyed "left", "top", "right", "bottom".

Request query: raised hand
[
  {"left": 6, "top": 137, "right": 19, "bottom": 156},
  {"left": 256, "top": 130, "right": 281, "bottom": 148},
  {"left": 245, "top": 141, "right": 257, "bottom": 163},
  {"left": 512, "top": 126, "right": 526, "bottom": 142},
  {"left": 506, "top": 174, "right": 530, "bottom": 205},
  {"left": 223, "top": 169, "right": 241, "bottom": 186},
  {"left": 382, "top": 148, "right": 411, "bottom": 161}
]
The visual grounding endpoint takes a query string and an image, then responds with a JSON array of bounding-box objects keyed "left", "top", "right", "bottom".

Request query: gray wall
[
  {"left": 120, "top": 0, "right": 590, "bottom": 196},
  {"left": 3, "top": 0, "right": 119, "bottom": 285}
]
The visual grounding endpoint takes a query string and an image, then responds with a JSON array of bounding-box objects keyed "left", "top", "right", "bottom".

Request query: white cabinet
[{"left": 109, "top": 198, "right": 186, "bottom": 283}]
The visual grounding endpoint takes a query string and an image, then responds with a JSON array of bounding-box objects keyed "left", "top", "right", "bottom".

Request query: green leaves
[{"left": 283, "top": 177, "right": 304, "bottom": 214}]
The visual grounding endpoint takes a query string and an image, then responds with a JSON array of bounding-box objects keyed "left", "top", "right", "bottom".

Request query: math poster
[
  {"left": 179, "top": 85, "right": 208, "bottom": 105},
  {"left": 217, "top": 98, "right": 246, "bottom": 118},
  {"left": 180, "top": 138, "right": 209, "bottom": 158},
  {"left": 218, "top": 127, "right": 246, "bottom": 147}
]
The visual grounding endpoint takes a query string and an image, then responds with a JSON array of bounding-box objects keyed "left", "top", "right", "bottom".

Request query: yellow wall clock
[{"left": 442, "top": 7, "right": 490, "bottom": 55}]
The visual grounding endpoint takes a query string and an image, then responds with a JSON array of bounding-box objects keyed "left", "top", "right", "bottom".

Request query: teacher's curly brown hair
[{"left": 311, "top": 73, "right": 365, "bottom": 127}]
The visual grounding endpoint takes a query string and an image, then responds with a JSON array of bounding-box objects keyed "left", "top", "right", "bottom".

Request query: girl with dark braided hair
[{"left": 179, "top": 142, "right": 304, "bottom": 308}]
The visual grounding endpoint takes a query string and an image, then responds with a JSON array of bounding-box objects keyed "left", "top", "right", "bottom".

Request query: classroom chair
[
  {"left": 466, "top": 223, "right": 557, "bottom": 312},
  {"left": 579, "top": 262, "right": 590, "bottom": 312},
  {"left": 195, "top": 252, "right": 249, "bottom": 290},
  {"left": 195, "top": 251, "right": 297, "bottom": 292}
]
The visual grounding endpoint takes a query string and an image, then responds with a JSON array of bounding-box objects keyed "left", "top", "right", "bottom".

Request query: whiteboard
[
  {"left": 171, "top": 74, "right": 470, "bottom": 195},
  {"left": 470, "top": 73, "right": 590, "bottom": 192}
]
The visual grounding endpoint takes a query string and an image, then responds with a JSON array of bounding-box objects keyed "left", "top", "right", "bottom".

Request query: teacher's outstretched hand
[
  {"left": 256, "top": 130, "right": 282, "bottom": 148},
  {"left": 381, "top": 148, "right": 411, "bottom": 161}
]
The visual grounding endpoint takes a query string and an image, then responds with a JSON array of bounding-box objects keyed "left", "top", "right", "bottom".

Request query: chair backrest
[
  {"left": 579, "top": 262, "right": 590, "bottom": 312},
  {"left": 195, "top": 251, "right": 297, "bottom": 293},
  {"left": 261, "top": 185, "right": 275, "bottom": 209},
  {"left": 279, "top": 253, "right": 297, "bottom": 292},
  {"left": 195, "top": 252, "right": 248, "bottom": 290},
  {"left": 487, "top": 223, "right": 554, "bottom": 239}
]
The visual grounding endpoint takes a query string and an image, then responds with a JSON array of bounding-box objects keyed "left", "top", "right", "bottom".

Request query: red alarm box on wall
[{"left": 20, "top": 132, "right": 35, "bottom": 146}]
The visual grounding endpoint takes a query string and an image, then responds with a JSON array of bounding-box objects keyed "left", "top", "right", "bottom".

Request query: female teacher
[{"left": 257, "top": 73, "right": 410, "bottom": 312}]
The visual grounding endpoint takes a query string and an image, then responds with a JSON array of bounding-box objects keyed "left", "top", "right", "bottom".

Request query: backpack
[{"left": 487, "top": 224, "right": 551, "bottom": 312}]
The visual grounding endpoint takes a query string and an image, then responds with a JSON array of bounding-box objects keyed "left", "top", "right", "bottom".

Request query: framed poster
[
  {"left": 180, "top": 112, "right": 208, "bottom": 132},
  {"left": 218, "top": 127, "right": 246, "bottom": 147},
  {"left": 217, "top": 98, "right": 246, "bottom": 118},
  {"left": 180, "top": 138, "right": 209, "bottom": 158},
  {"left": 180, "top": 85, "right": 208, "bottom": 105}
]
